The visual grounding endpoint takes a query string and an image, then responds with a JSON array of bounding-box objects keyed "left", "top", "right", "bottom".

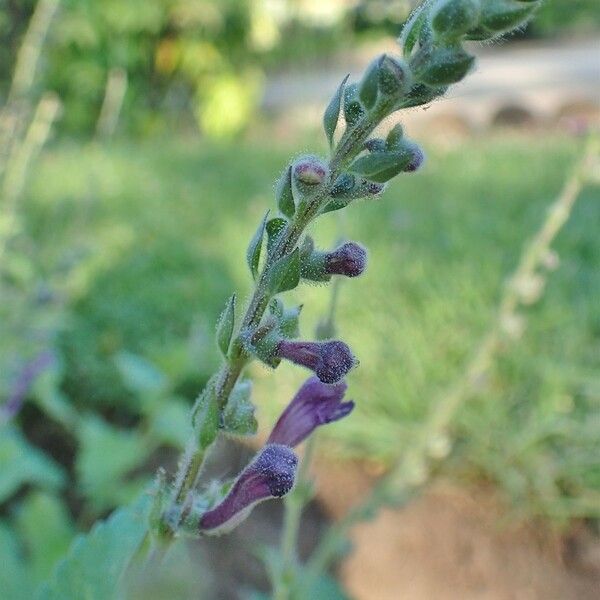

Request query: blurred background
[{"left": 1, "top": 1, "right": 599, "bottom": 598}]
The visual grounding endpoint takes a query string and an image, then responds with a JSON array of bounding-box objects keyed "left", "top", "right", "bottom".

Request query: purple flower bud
[
  {"left": 404, "top": 142, "right": 425, "bottom": 172},
  {"left": 268, "top": 376, "right": 355, "bottom": 447},
  {"left": 199, "top": 444, "right": 298, "bottom": 535},
  {"left": 324, "top": 242, "right": 368, "bottom": 278},
  {"left": 276, "top": 339, "right": 356, "bottom": 384},
  {"left": 293, "top": 156, "right": 328, "bottom": 186}
]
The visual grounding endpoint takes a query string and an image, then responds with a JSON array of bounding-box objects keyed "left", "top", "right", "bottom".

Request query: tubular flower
[
  {"left": 199, "top": 444, "right": 298, "bottom": 535},
  {"left": 268, "top": 376, "right": 354, "bottom": 447}
]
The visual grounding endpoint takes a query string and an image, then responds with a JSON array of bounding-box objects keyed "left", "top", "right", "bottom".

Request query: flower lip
[
  {"left": 268, "top": 376, "right": 355, "bottom": 448},
  {"left": 199, "top": 443, "right": 298, "bottom": 534}
]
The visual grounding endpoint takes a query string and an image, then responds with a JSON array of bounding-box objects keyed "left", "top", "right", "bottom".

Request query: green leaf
[
  {"left": 358, "top": 57, "right": 382, "bottom": 110},
  {"left": 431, "top": 0, "right": 481, "bottom": 38},
  {"left": 323, "top": 74, "right": 349, "bottom": 149},
  {"left": 222, "top": 380, "right": 257, "bottom": 437},
  {"left": 0, "top": 521, "right": 35, "bottom": 600},
  {"left": 386, "top": 123, "right": 404, "bottom": 149},
  {"left": 114, "top": 352, "right": 167, "bottom": 396},
  {"left": 276, "top": 165, "right": 295, "bottom": 218},
  {"left": 349, "top": 151, "right": 410, "bottom": 183},
  {"left": 279, "top": 304, "right": 303, "bottom": 339},
  {"left": 246, "top": 211, "right": 269, "bottom": 279},
  {"left": 266, "top": 247, "right": 300, "bottom": 294},
  {"left": 192, "top": 383, "right": 219, "bottom": 449},
  {"left": 76, "top": 416, "right": 149, "bottom": 511},
  {"left": 15, "top": 492, "right": 74, "bottom": 585},
  {"left": 36, "top": 494, "right": 152, "bottom": 600},
  {"left": 266, "top": 217, "right": 288, "bottom": 254},
  {"left": 398, "top": 3, "right": 429, "bottom": 55},
  {"left": 0, "top": 426, "right": 65, "bottom": 503},
  {"left": 216, "top": 294, "right": 236, "bottom": 356}
]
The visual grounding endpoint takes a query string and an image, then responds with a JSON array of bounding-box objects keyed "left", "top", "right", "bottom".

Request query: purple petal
[{"left": 268, "top": 376, "right": 354, "bottom": 447}]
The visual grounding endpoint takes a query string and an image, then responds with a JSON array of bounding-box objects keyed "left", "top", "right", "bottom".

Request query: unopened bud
[
  {"left": 343, "top": 83, "right": 365, "bottom": 126},
  {"left": 293, "top": 155, "right": 328, "bottom": 186},
  {"left": 431, "top": 0, "right": 481, "bottom": 39},
  {"left": 480, "top": 0, "right": 538, "bottom": 34},
  {"left": 410, "top": 43, "right": 475, "bottom": 86},
  {"left": 276, "top": 339, "right": 356, "bottom": 384},
  {"left": 324, "top": 242, "right": 368, "bottom": 278},
  {"left": 378, "top": 55, "right": 412, "bottom": 97}
]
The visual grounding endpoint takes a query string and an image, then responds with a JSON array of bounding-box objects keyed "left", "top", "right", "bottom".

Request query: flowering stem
[{"left": 165, "top": 112, "right": 379, "bottom": 533}]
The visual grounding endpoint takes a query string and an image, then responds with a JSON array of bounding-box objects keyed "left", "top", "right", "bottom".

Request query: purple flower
[
  {"left": 275, "top": 339, "right": 356, "bottom": 384},
  {"left": 199, "top": 444, "right": 298, "bottom": 535},
  {"left": 268, "top": 376, "right": 354, "bottom": 447},
  {"left": 324, "top": 242, "right": 368, "bottom": 278}
]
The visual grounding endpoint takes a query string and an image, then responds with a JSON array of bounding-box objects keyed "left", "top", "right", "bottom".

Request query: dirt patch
[{"left": 314, "top": 460, "right": 599, "bottom": 600}]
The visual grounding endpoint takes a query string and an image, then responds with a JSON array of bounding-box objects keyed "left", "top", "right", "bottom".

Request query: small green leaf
[
  {"left": 246, "top": 211, "right": 269, "bottom": 279},
  {"left": 276, "top": 166, "right": 295, "bottom": 218},
  {"left": 386, "top": 123, "right": 404, "bottom": 149},
  {"left": 192, "top": 383, "right": 219, "bottom": 449},
  {"left": 36, "top": 494, "right": 152, "bottom": 600},
  {"left": 398, "top": 3, "right": 429, "bottom": 55},
  {"left": 266, "top": 217, "right": 288, "bottom": 254},
  {"left": 280, "top": 304, "right": 303, "bottom": 339},
  {"left": 323, "top": 74, "right": 349, "bottom": 149},
  {"left": 216, "top": 294, "right": 236, "bottom": 356},
  {"left": 343, "top": 83, "right": 364, "bottom": 126},
  {"left": 222, "top": 380, "right": 257, "bottom": 436},
  {"left": 268, "top": 297, "right": 284, "bottom": 318},
  {"left": 349, "top": 151, "right": 409, "bottom": 183},
  {"left": 358, "top": 57, "right": 382, "bottom": 109},
  {"left": 322, "top": 196, "right": 354, "bottom": 214},
  {"left": 267, "top": 247, "right": 300, "bottom": 294}
]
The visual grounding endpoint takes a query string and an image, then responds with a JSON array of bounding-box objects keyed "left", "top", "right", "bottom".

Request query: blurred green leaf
[
  {"left": 0, "top": 426, "right": 65, "bottom": 503},
  {"left": 76, "top": 416, "right": 148, "bottom": 511},
  {"left": 0, "top": 522, "right": 35, "bottom": 600},
  {"left": 147, "top": 397, "right": 190, "bottom": 448},
  {"left": 15, "top": 492, "right": 74, "bottom": 585},
  {"left": 36, "top": 494, "right": 152, "bottom": 600},
  {"left": 114, "top": 352, "right": 168, "bottom": 396}
]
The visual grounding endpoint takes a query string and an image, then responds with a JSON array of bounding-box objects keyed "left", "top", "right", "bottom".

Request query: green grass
[{"left": 27, "top": 132, "right": 600, "bottom": 520}]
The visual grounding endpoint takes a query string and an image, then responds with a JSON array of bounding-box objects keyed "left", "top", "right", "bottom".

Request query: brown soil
[{"left": 314, "top": 461, "right": 600, "bottom": 600}]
